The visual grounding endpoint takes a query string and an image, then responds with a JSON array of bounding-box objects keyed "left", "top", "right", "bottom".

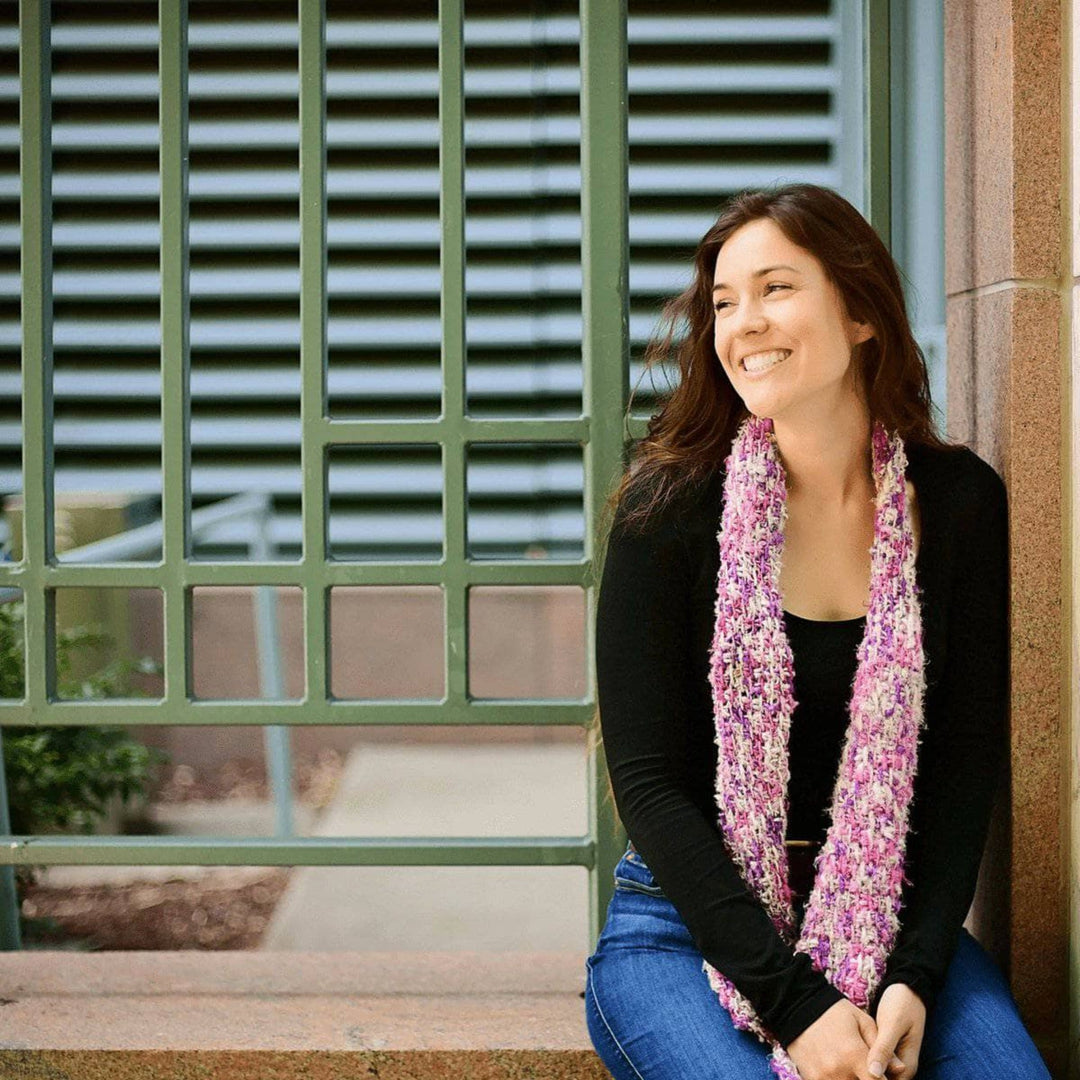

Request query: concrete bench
[{"left": 0, "top": 949, "right": 609, "bottom": 1079}]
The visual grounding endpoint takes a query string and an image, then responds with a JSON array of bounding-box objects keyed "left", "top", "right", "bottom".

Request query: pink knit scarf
[{"left": 704, "top": 414, "right": 926, "bottom": 1080}]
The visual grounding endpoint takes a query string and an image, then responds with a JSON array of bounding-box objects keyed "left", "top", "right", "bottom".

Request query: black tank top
[{"left": 781, "top": 609, "right": 867, "bottom": 845}]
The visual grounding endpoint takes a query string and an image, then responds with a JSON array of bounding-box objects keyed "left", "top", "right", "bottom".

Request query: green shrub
[{"left": 0, "top": 597, "right": 169, "bottom": 895}]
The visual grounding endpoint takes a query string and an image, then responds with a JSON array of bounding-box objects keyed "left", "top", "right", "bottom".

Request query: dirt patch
[{"left": 22, "top": 866, "right": 293, "bottom": 950}]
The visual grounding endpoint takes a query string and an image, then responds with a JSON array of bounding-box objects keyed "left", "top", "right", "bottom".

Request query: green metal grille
[{"left": 1, "top": 0, "right": 891, "bottom": 955}]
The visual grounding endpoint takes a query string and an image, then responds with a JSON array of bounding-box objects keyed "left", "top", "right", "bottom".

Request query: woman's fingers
[{"left": 887, "top": 1051, "right": 919, "bottom": 1080}]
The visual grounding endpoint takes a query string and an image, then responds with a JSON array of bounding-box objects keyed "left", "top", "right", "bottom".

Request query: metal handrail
[{"left": 0, "top": 491, "right": 296, "bottom": 949}]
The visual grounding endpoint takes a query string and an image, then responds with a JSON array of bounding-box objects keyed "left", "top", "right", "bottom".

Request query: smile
[{"left": 740, "top": 349, "right": 791, "bottom": 375}]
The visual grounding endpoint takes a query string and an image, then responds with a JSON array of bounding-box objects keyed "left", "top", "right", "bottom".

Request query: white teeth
[{"left": 742, "top": 349, "right": 790, "bottom": 373}]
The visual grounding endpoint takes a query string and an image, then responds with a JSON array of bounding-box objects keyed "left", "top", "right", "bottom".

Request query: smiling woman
[
  {"left": 595, "top": 183, "right": 954, "bottom": 540},
  {"left": 585, "top": 182, "right": 1048, "bottom": 1080}
]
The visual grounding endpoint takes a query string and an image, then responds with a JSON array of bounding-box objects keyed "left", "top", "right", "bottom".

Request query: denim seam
[
  {"left": 613, "top": 876, "right": 666, "bottom": 897},
  {"left": 585, "top": 956, "right": 647, "bottom": 1080}
]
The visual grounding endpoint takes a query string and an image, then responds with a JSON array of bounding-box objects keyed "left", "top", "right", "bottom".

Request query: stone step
[{"left": 0, "top": 948, "right": 607, "bottom": 1079}]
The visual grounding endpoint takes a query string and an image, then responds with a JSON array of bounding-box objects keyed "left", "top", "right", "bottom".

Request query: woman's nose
[
  {"left": 725, "top": 304, "right": 769, "bottom": 340},
  {"left": 734, "top": 302, "right": 768, "bottom": 332}
]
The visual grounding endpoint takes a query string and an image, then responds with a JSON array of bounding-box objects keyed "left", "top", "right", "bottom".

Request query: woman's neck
[{"left": 770, "top": 413, "right": 875, "bottom": 508}]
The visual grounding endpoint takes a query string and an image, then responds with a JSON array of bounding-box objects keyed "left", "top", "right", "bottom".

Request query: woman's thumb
[
  {"left": 865, "top": 1027, "right": 893, "bottom": 1077},
  {"left": 866, "top": 1039, "right": 905, "bottom": 1077}
]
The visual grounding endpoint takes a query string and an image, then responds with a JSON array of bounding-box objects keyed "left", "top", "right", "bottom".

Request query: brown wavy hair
[{"left": 586, "top": 182, "right": 964, "bottom": 839}]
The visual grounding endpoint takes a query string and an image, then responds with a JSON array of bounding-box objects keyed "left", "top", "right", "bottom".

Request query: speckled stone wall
[
  {"left": 943, "top": 1, "right": 1074, "bottom": 1076},
  {"left": 1070, "top": 1, "right": 1080, "bottom": 1075}
]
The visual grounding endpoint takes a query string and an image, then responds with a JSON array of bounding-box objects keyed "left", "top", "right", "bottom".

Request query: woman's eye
[{"left": 713, "top": 283, "right": 789, "bottom": 312}]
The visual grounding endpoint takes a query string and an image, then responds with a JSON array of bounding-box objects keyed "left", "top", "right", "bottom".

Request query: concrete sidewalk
[
  {"left": 33, "top": 739, "right": 596, "bottom": 955},
  {"left": 261, "top": 740, "right": 591, "bottom": 953}
]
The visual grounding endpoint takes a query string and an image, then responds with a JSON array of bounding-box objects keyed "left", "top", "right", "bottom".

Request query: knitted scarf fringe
[{"left": 703, "top": 414, "right": 927, "bottom": 1080}]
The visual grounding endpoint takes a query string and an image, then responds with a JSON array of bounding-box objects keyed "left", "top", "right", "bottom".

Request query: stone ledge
[
  {"left": 0, "top": 1051, "right": 609, "bottom": 1079},
  {"left": 0, "top": 950, "right": 608, "bottom": 1080}
]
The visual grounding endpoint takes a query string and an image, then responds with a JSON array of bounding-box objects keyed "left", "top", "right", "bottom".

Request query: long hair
[{"left": 587, "top": 182, "right": 964, "bottom": 839}]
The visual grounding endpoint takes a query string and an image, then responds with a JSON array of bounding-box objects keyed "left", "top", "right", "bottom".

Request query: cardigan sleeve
[
  {"left": 868, "top": 462, "right": 1010, "bottom": 1020},
  {"left": 595, "top": 481, "right": 844, "bottom": 1049}
]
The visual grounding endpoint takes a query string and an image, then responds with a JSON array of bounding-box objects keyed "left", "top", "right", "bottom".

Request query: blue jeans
[{"left": 585, "top": 843, "right": 1052, "bottom": 1080}]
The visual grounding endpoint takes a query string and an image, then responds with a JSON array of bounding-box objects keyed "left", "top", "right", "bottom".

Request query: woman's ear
[{"left": 852, "top": 321, "right": 876, "bottom": 346}]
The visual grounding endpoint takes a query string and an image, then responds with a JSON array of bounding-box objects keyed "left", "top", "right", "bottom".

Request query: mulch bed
[
  {"left": 21, "top": 867, "right": 293, "bottom": 951},
  {"left": 18, "top": 748, "right": 344, "bottom": 951}
]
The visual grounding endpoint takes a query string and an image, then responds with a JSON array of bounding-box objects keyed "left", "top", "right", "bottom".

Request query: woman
[{"left": 584, "top": 184, "right": 1050, "bottom": 1080}]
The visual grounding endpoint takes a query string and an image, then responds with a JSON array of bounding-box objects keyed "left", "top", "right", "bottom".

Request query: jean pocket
[{"left": 613, "top": 874, "right": 667, "bottom": 897}]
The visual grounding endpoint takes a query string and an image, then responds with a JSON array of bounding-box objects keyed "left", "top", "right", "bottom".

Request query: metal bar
[
  {"left": 863, "top": 0, "right": 891, "bottom": 246},
  {"left": 438, "top": 0, "right": 467, "bottom": 708},
  {"left": 19, "top": 0, "right": 53, "bottom": 739},
  {"left": 0, "top": 699, "right": 593, "bottom": 727},
  {"left": 580, "top": 0, "right": 629, "bottom": 947},
  {"left": 7, "top": 0, "right": 57, "bottom": 952},
  {"left": 251, "top": 499, "right": 294, "bottom": 837},
  {"left": 836, "top": 0, "right": 864, "bottom": 210},
  {"left": 160, "top": 0, "right": 192, "bottom": 710},
  {"left": 0, "top": 834, "right": 595, "bottom": 867},
  {"left": 0, "top": 731, "right": 19, "bottom": 947},
  {"left": 319, "top": 418, "right": 591, "bottom": 443},
  {"left": 299, "top": 0, "right": 328, "bottom": 710},
  {"left": 55, "top": 493, "right": 268, "bottom": 563},
  {"left": 0, "top": 559, "right": 592, "bottom": 589}
]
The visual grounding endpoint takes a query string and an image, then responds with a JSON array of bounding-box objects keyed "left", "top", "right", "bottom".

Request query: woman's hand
[
  {"left": 865, "top": 983, "right": 926, "bottom": 1080},
  {"left": 786, "top": 998, "right": 900, "bottom": 1080}
]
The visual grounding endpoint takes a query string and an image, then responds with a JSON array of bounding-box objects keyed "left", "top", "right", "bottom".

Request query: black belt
[{"left": 627, "top": 839, "right": 821, "bottom": 899}]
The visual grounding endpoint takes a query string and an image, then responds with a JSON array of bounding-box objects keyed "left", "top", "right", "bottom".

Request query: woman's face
[{"left": 711, "top": 217, "right": 872, "bottom": 422}]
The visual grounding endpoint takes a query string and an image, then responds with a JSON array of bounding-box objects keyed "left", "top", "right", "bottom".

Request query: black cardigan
[{"left": 594, "top": 438, "right": 1009, "bottom": 1049}]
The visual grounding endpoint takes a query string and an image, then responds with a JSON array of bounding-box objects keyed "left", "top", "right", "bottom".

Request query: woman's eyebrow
[{"left": 712, "top": 265, "right": 801, "bottom": 292}]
